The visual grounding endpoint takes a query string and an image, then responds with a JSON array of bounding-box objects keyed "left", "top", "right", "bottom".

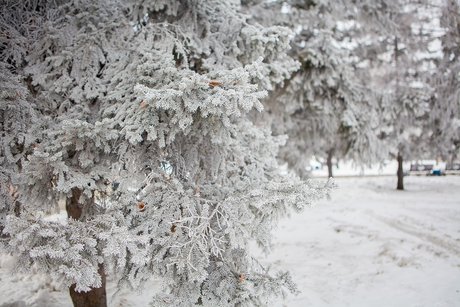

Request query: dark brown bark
[
  {"left": 327, "top": 149, "right": 334, "bottom": 178},
  {"left": 66, "top": 188, "right": 107, "bottom": 307},
  {"left": 66, "top": 188, "right": 83, "bottom": 220},
  {"left": 397, "top": 153, "right": 404, "bottom": 190},
  {"left": 69, "top": 264, "right": 107, "bottom": 307},
  {"left": 13, "top": 200, "right": 21, "bottom": 217}
]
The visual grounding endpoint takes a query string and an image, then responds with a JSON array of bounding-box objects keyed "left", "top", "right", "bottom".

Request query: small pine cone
[
  {"left": 8, "top": 184, "right": 19, "bottom": 201},
  {"left": 137, "top": 202, "right": 146, "bottom": 212},
  {"left": 140, "top": 100, "right": 148, "bottom": 109},
  {"left": 208, "top": 80, "right": 223, "bottom": 88}
]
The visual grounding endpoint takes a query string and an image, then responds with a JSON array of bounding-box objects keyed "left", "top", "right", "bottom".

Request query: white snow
[
  {"left": 262, "top": 176, "right": 460, "bottom": 307},
  {"left": 309, "top": 159, "right": 411, "bottom": 177},
  {"left": 1, "top": 176, "right": 460, "bottom": 306}
]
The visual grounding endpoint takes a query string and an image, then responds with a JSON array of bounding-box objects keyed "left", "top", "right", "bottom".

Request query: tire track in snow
[{"left": 370, "top": 214, "right": 460, "bottom": 257}]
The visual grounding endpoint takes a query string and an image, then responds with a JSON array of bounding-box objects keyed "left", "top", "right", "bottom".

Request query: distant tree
[
  {"left": 0, "top": 1, "right": 331, "bottom": 306},
  {"left": 249, "top": 0, "right": 385, "bottom": 178},
  {"left": 431, "top": 0, "right": 460, "bottom": 167},
  {"left": 348, "top": 0, "right": 442, "bottom": 189}
]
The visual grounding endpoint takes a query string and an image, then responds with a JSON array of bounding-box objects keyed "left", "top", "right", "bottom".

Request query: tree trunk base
[
  {"left": 397, "top": 154, "right": 404, "bottom": 190},
  {"left": 327, "top": 149, "right": 334, "bottom": 178},
  {"left": 69, "top": 264, "right": 107, "bottom": 307}
]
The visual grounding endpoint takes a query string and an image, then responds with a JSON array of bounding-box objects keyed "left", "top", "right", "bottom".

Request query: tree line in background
[{"left": 0, "top": 0, "right": 458, "bottom": 306}]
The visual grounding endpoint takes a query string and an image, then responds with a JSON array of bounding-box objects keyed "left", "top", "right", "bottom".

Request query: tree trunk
[
  {"left": 69, "top": 263, "right": 107, "bottom": 307},
  {"left": 327, "top": 149, "right": 334, "bottom": 178},
  {"left": 66, "top": 188, "right": 107, "bottom": 307},
  {"left": 397, "top": 153, "right": 404, "bottom": 190}
]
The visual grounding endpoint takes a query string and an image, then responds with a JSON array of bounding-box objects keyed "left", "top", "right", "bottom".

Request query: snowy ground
[
  {"left": 265, "top": 175, "right": 460, "bottom": 307},
  {"left": 1, "top": 175, "right": 459, "bottom": 306}
]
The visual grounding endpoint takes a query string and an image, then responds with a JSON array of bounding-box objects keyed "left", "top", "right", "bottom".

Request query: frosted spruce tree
[
  {"left": 0, "top": 1, "right": 332, "bottom": 306},
  {"left": 356, "top": 0, "right": 443, "bottom": 189},
  {"left": 249, "top": 0, "right": 384, "bottom": 178}
]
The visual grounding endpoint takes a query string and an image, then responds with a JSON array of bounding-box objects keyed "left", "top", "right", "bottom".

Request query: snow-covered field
[
  {"left": 1, "top": 176, "right": 459, "bottom": 307},
  {"left": 266, "top": 175, "right": 460, "bottom": 307}
]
